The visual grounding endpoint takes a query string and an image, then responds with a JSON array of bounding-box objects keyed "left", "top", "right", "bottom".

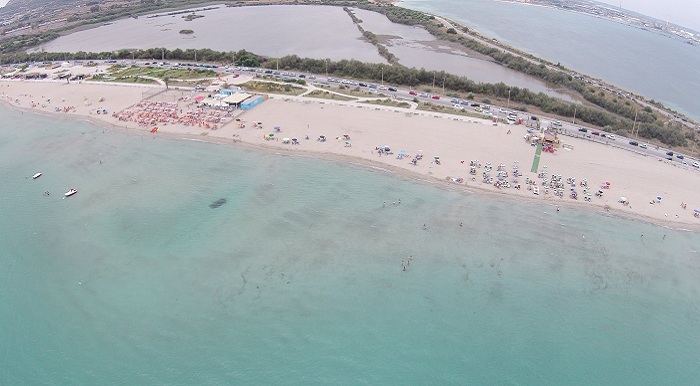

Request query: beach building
[
  {"left": 222, "top": 93, "right": 251, "bottom": 108},
  {"left": 241, "top": 95, "right": 264, "bottom": 110},
  {"left": 219, "top": 87, "right": 242, "bottom": 96}
]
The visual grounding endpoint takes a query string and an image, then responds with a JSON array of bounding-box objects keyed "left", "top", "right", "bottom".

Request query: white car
[
  {"left": 607, "top": 134, "right": 616, "bottom": 140},
  {"left": 639, "top": 143, "right": 648, "bottom": 149},
  {"left": 692, "top": 161, "right": 699, "bottom": 168}
]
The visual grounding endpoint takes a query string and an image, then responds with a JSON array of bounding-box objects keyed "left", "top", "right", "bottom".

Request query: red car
[
  {"left": 409, "top": 90, "right": 417, "bottom": 96},
  {"left": 431, "top": 95, "right": 440, "bottom": 100}
]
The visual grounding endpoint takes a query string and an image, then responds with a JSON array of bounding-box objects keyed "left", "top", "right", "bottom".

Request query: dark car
[
  {"left": 358, "top": 82, "right": 368, "bottom": 87},
  {"left": 629, "top": 141, "right": 638, "bottom": 146},
  {"left": 676, "top": 154, "right": 684, "bottom": 159},
  {"left": 666, "top": 151, "right": 673, "bottom": 156},
  {"left": 578, "top": 128, "right": 588, "bottom": 133},
  {"left": 470, "top": 103, "right": 480, "bottom": 107},
  {"left": 388, "top": 87, "right": 397, "bottom": 92},
  {"left": 591, "top": 131, "right": 600, "bottom": 136}
]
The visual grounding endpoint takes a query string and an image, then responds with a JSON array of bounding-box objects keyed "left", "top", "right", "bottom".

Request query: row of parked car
[
  {"left": 578, "top": 127, "right": 617, "bottom": 140},
  {"left": 626, "top": 141, "right": 699, "bottom": 167}
]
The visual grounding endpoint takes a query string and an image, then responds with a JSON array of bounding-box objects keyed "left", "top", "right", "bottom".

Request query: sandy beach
[{"left": 2, "top": 75, "right": 700, "bottom": 229}]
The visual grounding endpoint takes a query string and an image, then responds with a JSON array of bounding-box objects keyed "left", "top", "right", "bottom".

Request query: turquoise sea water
[{"left": 1, "top": 106, "right": 699, "bottom": 384}]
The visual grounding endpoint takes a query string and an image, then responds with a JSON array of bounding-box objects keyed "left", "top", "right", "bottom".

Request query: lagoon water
[
  {"left": 2, "top": 105, "right": 700, "bottom": 383},
  {"left": 35, "top": 4, "right": 562, "bottom": 97},
  {"left": 400, "top": 0, "right": 700, "bottom": 120}
]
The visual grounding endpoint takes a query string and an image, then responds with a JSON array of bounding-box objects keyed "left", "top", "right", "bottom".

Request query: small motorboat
[
  {"left": 32, "top": 172, "right": 42, "bottom": 179},
  {"left": 64, "top": 188, "right": 77, "bottom": 197}
]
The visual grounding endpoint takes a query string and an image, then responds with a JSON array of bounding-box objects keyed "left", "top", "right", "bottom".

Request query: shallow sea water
[{"left": 1, "top": 105, "right": 699, "bottom": 384}]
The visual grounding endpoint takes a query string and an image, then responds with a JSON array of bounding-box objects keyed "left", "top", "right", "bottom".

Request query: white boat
[
  {"left": 32, "top": 172, "right": 42, "bottom": 179},
  {"left": 64, "top": 188, "right": 77, "bottom": 197}
]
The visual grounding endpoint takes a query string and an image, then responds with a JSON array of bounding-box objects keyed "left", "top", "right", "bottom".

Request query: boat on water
[
  {"left": 32, "top": 172, "right": 42, "bottom": 179},
  {"left": 64, "top": 188, "right": 77, "bottom": 197}
]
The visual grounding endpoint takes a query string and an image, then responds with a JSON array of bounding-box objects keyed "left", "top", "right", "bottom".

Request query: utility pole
[
  {"left": 325, "top": 59, "right": 328, "bottom": 76},
  {"left": 381, "top": 67, "right": 384, "bottom": 85},
  {"left": 632, "top": 110, "right": 638, "bottom": 138},
  {"left": 432, "top": 72, "right": 436, "bottom": 89},
  {"left": 161, "top": 48, "right": 164, "bottom": 61},
  {"left": 507, "top": 88, "right": 511, "bottom": 109},
  {"left": 573, "top": 106, "right": 577, "bottom": 125},
  {"left": 442, "top": 75, "right": 446, "bottom": 95}
]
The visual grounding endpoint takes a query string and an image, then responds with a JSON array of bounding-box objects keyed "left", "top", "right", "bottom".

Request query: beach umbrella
[
  {"left": 656, "top": 196, "right": 662, "bottom": 201},
  {"left": 274, "top": 126, "right": 281, "bottom": 131}
]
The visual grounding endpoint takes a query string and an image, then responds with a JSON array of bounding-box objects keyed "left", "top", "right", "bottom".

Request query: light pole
[
  {"left": 507, "top": 88, "right": 511, "bottom": 110},
  {"left": 381, "top": 66, "right": 384, "bottom": 85},
  {"left": 573, "top": 106, "right": 577, "bottom": 125},
  {"left": 442, "top": 75, "right": 446, "bottom": 95}
]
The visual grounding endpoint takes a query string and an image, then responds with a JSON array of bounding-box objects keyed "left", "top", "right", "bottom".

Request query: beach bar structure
[{"left": 222, "top": 93, "right": 252, "bottom": 108}]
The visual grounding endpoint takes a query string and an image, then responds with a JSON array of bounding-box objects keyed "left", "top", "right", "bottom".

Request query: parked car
[
  {"left": 388, "top": 87, "right": 397, "bottom": 92},
  {"left": 431, "top": 95, "right": 440, "bottom": 100},
  {"left": 409, "top": 90, "right": 417, "bottom": 96},
  {"left": 692, "top": 161, "right": 699, "bottom": 168},
  {"left": 666, "top": 151, "right": 674, "bottom": 156},
  {"left": 358, "top": 82, "right": 367, "bottom": 87},
  {"left": 451, "top": 98, "right": 460, "bottom": 104},
  {"left": 676, "top": 154, "right": 685, "bottom": 159},
  {"left": 607, "top": 134, "right": 616, "bottom": 140},
  {"left": 460, "top": 100, "right": 470, "bottom": 105},
  {"left": 639, "top": 143, "right": 648, "bottom": 149},
  {"left": 629, "top": 140, "right": 638, "bottom": 146},
  {"left": 591, "top": 131, "right": 600, "bottom": 136},
  {"left": 419, "top": 92, "right": 428, "bottom": 98},
  {"left": 578, "top": 128, "right": 588, "bottom": 133},
  {"left": 474, "top": 106, "right": 483, "bottom": 112},
  {"left": 470, "top": 103, "right": 480, "bottom": 107}
]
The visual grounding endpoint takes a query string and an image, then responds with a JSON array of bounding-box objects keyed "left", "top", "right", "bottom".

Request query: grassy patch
[
  {"left": 359, "top": 98, "right": 411, "bottom": 108},
  {"left": 242, "top": 81, "right": 305, "bottom": 96},
  {"left": 305, "top": 90, "right": 356, "bottom": 101},
  {"left": 102, "top": 76, "right": 159, "bottom": 85},
  {"left": 416, "top": 103, "right": 490, "bottom": 119},
  {"left": 108, "top": 65, "right": 216, "bottom": 80}
]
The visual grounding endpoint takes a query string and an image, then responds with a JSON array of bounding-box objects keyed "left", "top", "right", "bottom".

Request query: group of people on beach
[{"left": 113, "top": 99, "right": 229, "bottom": 129}]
